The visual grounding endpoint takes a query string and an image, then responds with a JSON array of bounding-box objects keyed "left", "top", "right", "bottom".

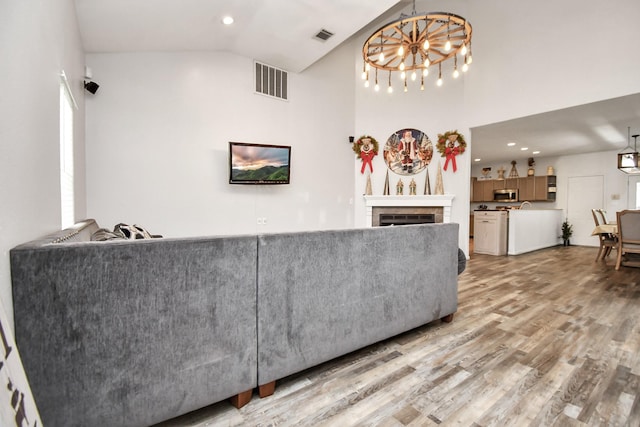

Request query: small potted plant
[{"left": 561, "top": 219, "right": 573, "bottom": 246}]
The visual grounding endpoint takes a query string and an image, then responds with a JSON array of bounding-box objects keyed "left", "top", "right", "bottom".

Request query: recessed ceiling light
[
  {"left": 533, "top": 151, "right": 540, "bottom": 154},
  {"left": 521, "top": 147, "right": 528, "bottom": 151},
  {"left": 222, "top": 16, "right": 234, "bottom": 25},
  {"left": 474, "top": 158, "right": 481, "bottom": 162},
  {"left": 507, "top": 142, "right": 516, "bottom": 146}
]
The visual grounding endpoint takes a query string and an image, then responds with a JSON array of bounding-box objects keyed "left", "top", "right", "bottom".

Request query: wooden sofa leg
[
  {"left": 258, "top": 381, "right": 276, "bottom": 398},
  {"left": 229, "top": 389, "right": 253, "bottom": 409},
  {"left": 441, "top": 313, "right": 454, "bottom": 323}
]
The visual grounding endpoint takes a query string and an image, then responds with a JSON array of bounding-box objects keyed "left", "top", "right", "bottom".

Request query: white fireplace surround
[{"left": 364, "top": 195, "right": 455, "bottom": 227}]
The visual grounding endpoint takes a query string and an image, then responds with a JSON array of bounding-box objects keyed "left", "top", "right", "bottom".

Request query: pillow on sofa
[{"left": 91, "top": 224, "right": 160, "bottom": 241}]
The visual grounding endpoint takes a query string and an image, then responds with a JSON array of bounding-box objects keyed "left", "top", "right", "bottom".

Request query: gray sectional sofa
[{"left": 10, "top": 219, "right": 459, "bottom": 427}]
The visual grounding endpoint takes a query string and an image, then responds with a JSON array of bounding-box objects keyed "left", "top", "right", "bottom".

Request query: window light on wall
[{"left": 60, "top": 71, "right": 77, "bottom": 228}]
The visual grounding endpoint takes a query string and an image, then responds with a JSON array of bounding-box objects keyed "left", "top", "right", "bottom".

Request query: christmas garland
[
  {"left": 352, "top": 135, "right": 379, "bottom": 174},
  {"left": 436, "top": 130, "right": 467, "bottom": 173}
]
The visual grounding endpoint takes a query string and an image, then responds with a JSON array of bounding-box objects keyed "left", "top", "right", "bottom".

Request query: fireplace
[
  {"left": 363, "top": 195, "right": 455, "bottom": 227},
  {"left": 378, "top": 213, "right": 436, "bottom": 226}
]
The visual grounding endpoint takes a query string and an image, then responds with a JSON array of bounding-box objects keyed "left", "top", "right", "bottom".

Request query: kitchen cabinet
[
  {"left": 534, "top": 176, "right": 556, "bottom": 201},
  {"left": 470, "top": 175, "right": 556, "bottom": 203},
  {"left": 472, "top": 179, "right": 494, "bottom": 202},
  {"left": 474, "top": 210, "right": 508, "bottom": 255},
  {"left": 518, "top": 176, "right": 535, "bottom": 201}
]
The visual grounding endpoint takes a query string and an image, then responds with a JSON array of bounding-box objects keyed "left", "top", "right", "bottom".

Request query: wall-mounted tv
[{"left": 229, "top": 142, "right": 291, "bottom": 185}]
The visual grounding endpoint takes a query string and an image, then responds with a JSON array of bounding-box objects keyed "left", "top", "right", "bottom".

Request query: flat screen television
[{"left": 229, "top": 142, "right": 291, "bottom": 185}]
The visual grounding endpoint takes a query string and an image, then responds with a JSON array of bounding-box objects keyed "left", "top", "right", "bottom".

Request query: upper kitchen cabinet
[{"left": 470, "top": 176, "right": 556, "bottom": 202}]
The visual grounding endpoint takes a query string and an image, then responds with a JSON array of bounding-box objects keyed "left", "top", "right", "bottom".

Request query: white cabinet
[{"left": 473, "top": 211, "right": 508, "bottom": 255}]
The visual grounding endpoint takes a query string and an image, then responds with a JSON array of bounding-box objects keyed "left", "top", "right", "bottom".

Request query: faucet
[{"left": 519, "top": 201, "right": 532, "bottom": 209}]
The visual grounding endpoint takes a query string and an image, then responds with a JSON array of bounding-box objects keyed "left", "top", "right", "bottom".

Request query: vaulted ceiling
[{"left": 74, "top": 0, "right": 640, "bottom": 164}]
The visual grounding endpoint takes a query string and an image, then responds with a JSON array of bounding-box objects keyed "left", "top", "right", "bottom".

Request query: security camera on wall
[
  {"left": 83, "top": 65, "right": 99, "bottom": 94},
  {"left": 84, "top": 80, "right": 99, "bottom": 94}
]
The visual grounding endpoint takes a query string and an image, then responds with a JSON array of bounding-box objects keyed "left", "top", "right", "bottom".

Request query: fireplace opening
[{"left": 379, "top": 213, "right": 436, "bottom": 226}]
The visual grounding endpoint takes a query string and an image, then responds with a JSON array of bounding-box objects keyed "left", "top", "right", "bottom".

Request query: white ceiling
[
  {"left": 73, "top": 0, "right": 640, "bottom": 164},
  {"left": 74, "top": 0, "right": 402, "bottom": 73},
  {"left": 470, "top": 93, "right": 640, "bottom": 165}
]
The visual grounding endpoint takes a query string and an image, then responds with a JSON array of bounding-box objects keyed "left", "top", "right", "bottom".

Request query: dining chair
[
  {"left": 592, "top": 209, "right": 616, "bottom": 262},
  {"left": 597, "top": 209, "right": 610, "bottom": 224},
  {"left": 615, "top": 210, "right": 640, "bottom": 270}
]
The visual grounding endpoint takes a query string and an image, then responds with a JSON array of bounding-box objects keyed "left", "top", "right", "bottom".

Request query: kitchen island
[{"left": 507, "top": 209, "right": 563, "bottom": 255}]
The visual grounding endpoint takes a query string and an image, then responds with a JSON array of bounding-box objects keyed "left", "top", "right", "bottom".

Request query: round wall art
[{"left": 383, "top": 128, "right": 433, "bottom": 175}]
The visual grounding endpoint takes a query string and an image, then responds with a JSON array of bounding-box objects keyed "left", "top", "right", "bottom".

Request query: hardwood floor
[{"left": 154, "top": 245, "right": 640, "bottom": 427}]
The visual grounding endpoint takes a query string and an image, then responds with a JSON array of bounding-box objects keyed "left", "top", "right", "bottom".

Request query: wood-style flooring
[{"left": 155, "top": 245, "right": 640, "bottom": 426}]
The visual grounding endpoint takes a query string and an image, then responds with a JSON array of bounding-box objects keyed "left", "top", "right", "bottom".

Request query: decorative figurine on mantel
[
  {"left": 365, "top": 172, "right": 372, "bottom": 195},
  {"left": 497, "top": 166, "right": 506, "bottom": 179},
  {"left": 435, "top": 161, "right": 444, "bottom": 195},
  {"left": 409, "top": 178, "right": 417, "bottom": 195},
  {"left": 508, "top": 160, "right": 519, "bottom": 178},
  {"left": 383, "top": 170, "right": 390, "bottom": 195},
  {"left": 424, "top": 169, "right": 431, "bottom": 195},
  {"left": 396, "top": 178, "right": 404, "bottom": 195}
]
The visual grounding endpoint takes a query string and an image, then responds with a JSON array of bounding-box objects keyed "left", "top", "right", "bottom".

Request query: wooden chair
[
  {"left": 615, "top": 210, "right": 640, "bottom": 270},
  {"left": 597, "top": 209, "right": 610, "bottom": 225},
  {"left": 592, "top": 209, "right": 616, "bottom": 261}
]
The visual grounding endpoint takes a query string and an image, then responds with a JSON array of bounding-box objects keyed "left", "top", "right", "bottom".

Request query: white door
[{"left": 567, "top": 175, "right": 604, "bottom": 247}]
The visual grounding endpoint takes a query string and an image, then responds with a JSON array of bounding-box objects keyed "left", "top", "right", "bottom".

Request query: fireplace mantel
[{"left": 364, "top": 195, "right": 455, "bottom": 226}]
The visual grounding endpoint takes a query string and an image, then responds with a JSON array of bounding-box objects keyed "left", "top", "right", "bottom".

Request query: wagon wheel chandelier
[{"left": 361, "top": 2, "right": 472, "bottom": 93}]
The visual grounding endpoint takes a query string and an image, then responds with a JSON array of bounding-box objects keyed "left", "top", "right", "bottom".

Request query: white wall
[
  {"left": 86, "top": 41, "right": 357, "bottom": 237},
  {"left": 0, "top": 0, "right": 86, "bottom": 327},
  {"left": 465, "top": 0, "right": 640, "bottom": 128}
]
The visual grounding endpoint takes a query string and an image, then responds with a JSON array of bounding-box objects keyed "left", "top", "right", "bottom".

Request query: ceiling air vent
[
  {"left": 255, "top": 61, "right": 288, "bottom": 101},
  {"left": 314, "top": 29, "right": 334, "bottom": 41}
]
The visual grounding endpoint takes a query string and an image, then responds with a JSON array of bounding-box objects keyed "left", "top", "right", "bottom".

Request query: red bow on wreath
[
  {"left": 444, "top": 145, "right": 460, "bottom": 172},
  {"left": 360, "top": 150, "right": 375, "bottom": 173}
]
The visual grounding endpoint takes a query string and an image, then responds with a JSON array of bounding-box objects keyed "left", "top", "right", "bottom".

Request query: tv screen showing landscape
[{"left": 229, "top": 142, "right": 291, "bottom": 184}]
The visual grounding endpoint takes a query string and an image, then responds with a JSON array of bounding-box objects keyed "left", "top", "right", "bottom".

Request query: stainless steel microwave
[{"left": 494, "top": 188, "right": 518, "bottom": 202}]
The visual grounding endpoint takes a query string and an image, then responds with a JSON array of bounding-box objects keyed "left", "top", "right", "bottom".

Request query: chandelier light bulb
[
  {"left": 411, "top": 71, "right": 417, "bottom": 81},
  {"left": 444, "top": 39, "right": 451, "bottom": 52},
  {"left": 374, "top": 83, "right": 380, "bottom": 92},
  {"left": 400, "top": 71, "right": 406, "bottom": 80},
  {"left": 388, "top": 85, "right": 393, "bottom": 93},
  {"left": 399, "top": 62, "right": 405, "bottom": 71},
  {"left": 467, "top": 54, "right": 473, "bottom": 64},
  {"left": 378, "top": 52, "right": 385, "bottom": 63},
  {"left": 423, "top": 39, "right": 430, "bottom": 50},
  {"left": 361, "top": 71, "right": 367, "bottom": 80},
  {"left": 424, "top": 57, "right": 430, "bottom": 67},
  {"left": 421, "top": 83, "right": 425, "bottom": 91},
  {"left": 365, "top": 63, "right": 371, "bottom": 71},
  {"left": 437, "top": 77, "right": 443, "bottom": 86},
  {"left": 462, "top": 63, "right": 469, "bottom": 72},
  {"left": 423, "top": 68, "right": 429, "bottom": 77},
  {"left": 364, "top": 80, "right": 370, "bottom": 88},
  {"left": 461, "top": 43, "right": 468, "bottom": 55},
  {"left": 453, "top": 68, "right": 459, "bottom": 79},
  {"left": 398, "top": 45, "right": 404, "bottom": 56}
]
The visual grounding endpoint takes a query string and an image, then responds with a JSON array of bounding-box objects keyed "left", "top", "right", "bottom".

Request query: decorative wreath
[
  {"left": 437, "top": 130, "right": 467, "bottom": 172},
  {"left": 352, "top": 135, "right": 379, "bottom": 174},
  {"left": 436, "top": 130, "right": 467, "bottom": 156},
  {"left": 352, "top": 135, "right": 379, "bottom": 158}
]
